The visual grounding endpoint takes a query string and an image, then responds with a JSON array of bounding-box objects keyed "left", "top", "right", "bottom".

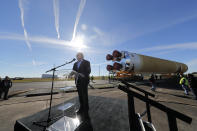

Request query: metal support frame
[
  {"left": 145, "top": 94, "right": 152, "bottom": 123},
  {"left": 167, "top": 113, "right": 178, "bottom": 131},
  {"left": 119, "top": 81, "right": 192, "bottom": 131},
  {"left": 128, "top": 93, "right": 138, "bottom": 131}
]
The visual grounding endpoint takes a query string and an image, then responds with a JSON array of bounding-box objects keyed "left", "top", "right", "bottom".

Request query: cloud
[
  {"left": 18, "top": 0, "right": 32, "bottom": 51},
  {"left": 91, "top": 62, "right": 110, "bottom": 66},
  {"left": 81, "top": 24, "right": 87, "bottom": 31},
  {"left": 88, "top": 14, "right": 197, "bottom": 47},
  {"left": 90, "top": 27, "right": 114, "bottom": 46},
  {"left": 16, "top": 60, "right": 47, "bottom": 67},
  {"left": 186, "top": 59, "right": 197, "bottom": 73},
  {"left": 137, "top": 42, "right": 197, "bottom": 53},
  {"left": 32, "top": 60, "right": 46, "bottom": 66},
  {"left": 0, "top": 59, "right": 46, "bottom": 67},
  {"left": 187, "top": 59, "right": 197, "bottom": 66},
  {"left": 0, "top": 33, "right": 88, "bottom": 49},
  {"left": 93, "top": 27, "right": 104, "bottom": 36},
  {"left": 72, "top": 0, "right": 86, "bottom": 40},
  {"left": 151, "top": 50, "right": 175, "bottom": 56},
  {"left": 0, "top": 32, "right": 111, "bottom": 56},
  {"left": 135, "top": 14, "right": 197, "bottom": 40},
  {"left": 33, "top": 60, "right": 47, "bottom": 66},
  {"left": 138, "top": 14, "right": 197, "bottom": 38},
  {"left": 53, "top": 0, "right": 60, "bottom": 39},
  {"left": 0, "top": 61, "right": 8, "bottom": 64}
]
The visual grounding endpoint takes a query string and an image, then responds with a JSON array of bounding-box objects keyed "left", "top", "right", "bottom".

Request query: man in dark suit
[
  {"left": 2, "top": 76, "right": 12, "bottom": 100},
  {"left": 72, "top": 52, "right": 91, "bottom": 121},
  {"left": 0, "top": 77, "right": 3, "bottom": 99}
]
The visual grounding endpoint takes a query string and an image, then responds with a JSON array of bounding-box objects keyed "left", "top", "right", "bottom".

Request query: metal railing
[{"left": 118, "top": 81, "right": 192, "bottom": 131}]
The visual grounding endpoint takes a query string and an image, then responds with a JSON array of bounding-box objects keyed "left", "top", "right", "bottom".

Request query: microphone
[
  {"left": 68, "top": 58, "right": 76, "bottom": 63},
  {"left": 46, "top": 58, "right": 76, "bottom": 73}
]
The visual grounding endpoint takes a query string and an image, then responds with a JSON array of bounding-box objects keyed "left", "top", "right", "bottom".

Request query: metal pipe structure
[{"left": 106, "top": 50, "right": 188, "bottom": 74}]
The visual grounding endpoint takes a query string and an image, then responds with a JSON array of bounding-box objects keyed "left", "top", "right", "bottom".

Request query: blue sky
[{"left": 0, "top": 0, "right": 197, "bottom": 77}]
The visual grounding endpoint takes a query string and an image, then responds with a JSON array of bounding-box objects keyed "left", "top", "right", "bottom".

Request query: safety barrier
[{"left": 118, "top": 81, "right": 192, "bottom": 131}]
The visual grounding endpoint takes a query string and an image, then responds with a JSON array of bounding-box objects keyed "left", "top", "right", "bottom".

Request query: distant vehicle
[
  {"left": 192, "top": 72, "right": 197, "bottom": 77},
  {"left": 12, "top": 77, "right": 24, "bottom": 80},
  {"left": 42, "top": 74, "right": 58, "bottom": 78}
]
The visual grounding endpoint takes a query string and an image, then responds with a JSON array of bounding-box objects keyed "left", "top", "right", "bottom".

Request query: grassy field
[
  {"left": 12, "top": 76, "right": 109, "bottom": 83},
  {"left": 12, "top": 78, "right": 68, "bottom": 83}
]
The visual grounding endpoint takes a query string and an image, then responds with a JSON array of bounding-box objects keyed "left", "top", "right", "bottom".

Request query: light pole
[{"left": 99, "top": 65, "right": 100, "bottom": 77}]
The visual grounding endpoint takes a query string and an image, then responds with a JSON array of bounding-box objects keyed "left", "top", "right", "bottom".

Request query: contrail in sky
[
  {"left": 18, "top": 0, "right": 32, "bottom": 51},
  {"left": 72, "top": 0, "right": 86, "bottom": 41},
  {"left": 0, "top": 33, "right": 88, "bottom": 49},
  {"left": 18, "top": 0, "right": 37, "bottom": 65},
  {"left": 53, "top": 0, "right": 60, "bottom": 39}
]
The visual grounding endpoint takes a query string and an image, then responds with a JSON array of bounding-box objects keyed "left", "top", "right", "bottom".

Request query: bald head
[{"left": 76, "top": 52, "right": 84, "bottom": 61}]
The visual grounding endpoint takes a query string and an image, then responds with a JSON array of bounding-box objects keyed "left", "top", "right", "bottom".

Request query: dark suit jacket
[
  {"left": 73, "top": 59, "right": 91, "bottom": 84},
  {"left": 0, "top": 80, "right": 3, "bottom": 91},
  {"left": 2, "top": 79, "right": 12, "bottom": 90}
]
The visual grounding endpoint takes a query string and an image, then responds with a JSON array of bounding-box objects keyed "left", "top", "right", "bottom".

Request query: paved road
[
  {"left": 9, "top": 80, "right": 112, "bottom": 94},
  {"left": 10, "top": 81, "right": 73, "bottom": 91},
  {"left": 0, "top": 84, "right": 197, "bottom": 131}
]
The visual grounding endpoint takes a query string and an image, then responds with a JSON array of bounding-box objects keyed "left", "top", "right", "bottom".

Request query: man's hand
[
  {"left": 68, "top": 70, "right": 85, "bottom": 78},
  {"left": 78, "top": 73, "right": 85, "bottom": 78},
  {"left": 68, "top": 74, "right": 72, "bottom": 79},
  {"left": 68, "top": 71, "right": 74, "bottom": 78}
]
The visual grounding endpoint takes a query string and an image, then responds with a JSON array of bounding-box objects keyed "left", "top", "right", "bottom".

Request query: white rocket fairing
[{"left": 106, "top": 50, "right": 188, "bottom": 74}]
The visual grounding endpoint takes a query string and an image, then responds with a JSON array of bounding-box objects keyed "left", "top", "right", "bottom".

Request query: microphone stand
[{"left": 33, "top": 59, "right": 75, "bottom": 130}]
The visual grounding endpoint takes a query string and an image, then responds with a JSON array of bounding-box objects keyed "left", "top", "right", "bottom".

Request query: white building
[{"left": 42, "top": 74, "right": 58, "bottom": 78}]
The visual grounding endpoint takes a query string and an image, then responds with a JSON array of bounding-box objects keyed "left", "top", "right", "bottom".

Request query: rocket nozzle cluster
[{"left": 106, "top": 50, "right": 123, "bottom": 71}]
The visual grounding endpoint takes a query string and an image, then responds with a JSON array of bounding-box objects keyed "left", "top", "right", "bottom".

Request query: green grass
[
  {"left": 12, "top": 76, "right": 109, "bottom": 83},
  {"left": 13, "top": 78, "right": 71, "bottom": 83}
]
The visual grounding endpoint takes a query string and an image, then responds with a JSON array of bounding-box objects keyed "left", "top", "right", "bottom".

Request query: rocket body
[{"left": 106, "top": 50, "right": 188, "bottom": 74}]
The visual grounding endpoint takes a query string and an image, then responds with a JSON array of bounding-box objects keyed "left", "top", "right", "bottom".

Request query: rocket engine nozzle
[
  {"left": 113, "top": 62, "right": 122, "bottom": 70},
  {"left": 107, "top": 65, "right": 113, "bottom": 71},
  {"left": 112, "top": 50, "right": 122, "bottom": 58},
  {"left": 106, "top": 54, "right": 113, "bottom": 61}
]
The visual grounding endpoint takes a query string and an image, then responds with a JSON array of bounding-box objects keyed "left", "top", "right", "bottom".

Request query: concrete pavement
[{"left": 0, "top": 80, "right": 196, "bottom": 131}]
